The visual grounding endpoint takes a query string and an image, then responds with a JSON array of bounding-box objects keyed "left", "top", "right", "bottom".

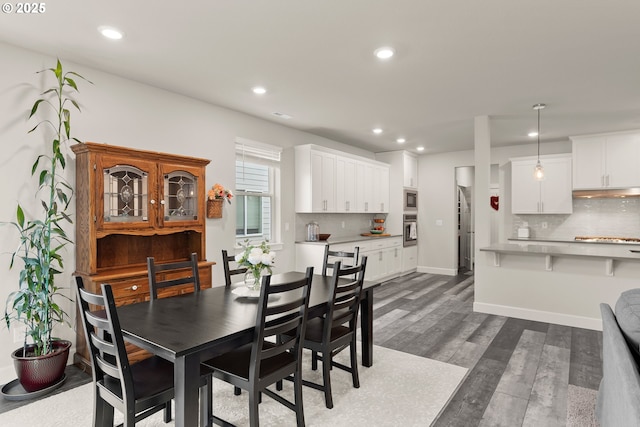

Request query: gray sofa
[{"left": 597, "top": 289, "right": 640, "bottom": 426}]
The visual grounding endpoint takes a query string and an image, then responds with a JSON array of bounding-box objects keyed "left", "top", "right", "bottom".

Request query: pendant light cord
[{"left": 537, "top": 107, "right": 541, "bottom": 160}]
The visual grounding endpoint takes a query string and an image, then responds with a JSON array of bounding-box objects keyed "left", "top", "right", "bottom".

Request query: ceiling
[{"left": 2, "top": 1, "right": 639, "bottom": 154}]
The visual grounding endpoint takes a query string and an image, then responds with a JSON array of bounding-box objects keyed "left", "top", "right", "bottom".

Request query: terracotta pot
[{"left": 12, "top": 339, "right": 71, "bottom": 392}]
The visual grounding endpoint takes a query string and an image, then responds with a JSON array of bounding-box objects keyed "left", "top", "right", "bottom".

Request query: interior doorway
[
  {"left": 455, "top": 164, "right": 500, "bottom": 273},
  {"left": 456, "top": 167, "right": 474, "bottom": 271}
]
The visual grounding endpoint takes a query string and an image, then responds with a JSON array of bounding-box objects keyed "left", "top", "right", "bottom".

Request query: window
[{"left": 235, "top": 139, "right": 281, "bottom": 245}]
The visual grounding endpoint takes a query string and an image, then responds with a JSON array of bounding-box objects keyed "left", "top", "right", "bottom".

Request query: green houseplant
[{"left": 4, "top": 59, "right": 89, "bottom": 392}]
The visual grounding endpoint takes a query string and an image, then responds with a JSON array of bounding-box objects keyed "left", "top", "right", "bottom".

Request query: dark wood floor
[
  {"left": 1, "top": 270, "right": 602, "bottom": 426},
  {"left": 372, "top": 271, "right": 603, "bottom": 427}
]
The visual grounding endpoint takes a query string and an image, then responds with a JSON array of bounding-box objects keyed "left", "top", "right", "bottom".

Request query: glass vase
[{"left": 244, "top": 269, "right": 262, "bottom": 291}]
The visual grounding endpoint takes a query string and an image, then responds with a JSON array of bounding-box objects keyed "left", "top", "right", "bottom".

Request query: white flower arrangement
[{"left": 235, "top": 239, "right": 275, "bottom": 284}]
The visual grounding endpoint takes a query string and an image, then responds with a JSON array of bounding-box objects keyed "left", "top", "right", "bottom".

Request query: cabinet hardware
[
  {"left": 150, "top": 199, "right": 156, "bottom": 205},
  {"left": 130, "top": 285, "right": 138, "bottom": 291}
]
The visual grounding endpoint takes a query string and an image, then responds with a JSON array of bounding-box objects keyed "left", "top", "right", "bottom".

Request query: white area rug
[
  {"left": 0, "top": 345, "right": 466, "bottom": 427},
  {"left": 566, "top": 384, "right": 599, "bottom": 427}
]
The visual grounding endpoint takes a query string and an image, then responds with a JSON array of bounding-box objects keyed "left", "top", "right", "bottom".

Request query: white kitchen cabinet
[
  {"left": 373, "top": 164, "right": 390, "bottom": 213},
  {"left": 296, "top": 144, "right": 390, "bottom": 214},
  {"left": 511, "top": 154, "right": 573, "bottom": 214},
  {"left": 359, "top": 237, "right": 403, "bottom": 282},
  {"left": 356, "top": 161, "right": 374, "bottom": 213},
  {"left": 295, "top": 146, "right": 336, "bottom": 213},
  {"left": 295, "top": 237, "right": 402, "bottom": 282},
  {"left": 403, "top": 152, "right": 418, "bottom": 188},
  {"left": 336, "top": 155, "right": 357, "bottom": 212},
  {"left": 401, "top": 245, "right": 417, "bottom": 273},
  {"left": 571, "top": 131, "right": 640, "bottom": 189}
]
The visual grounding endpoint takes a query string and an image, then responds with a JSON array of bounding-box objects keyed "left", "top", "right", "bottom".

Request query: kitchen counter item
[
  {"left": 318, "top": 233, "right": 331, "bottom": 241},
  {"left": 306, "top": 221, "right": 319, "bottom": 241},
  {"left": 361, "top": 233, "right": 391, "bottom": 237}
]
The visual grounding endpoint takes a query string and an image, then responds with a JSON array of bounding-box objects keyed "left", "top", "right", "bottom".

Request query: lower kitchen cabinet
[
  {"left": 295, "top": 236, "right": 403, "bottom": 282},
  {"left": 401, "top": 245, "right": 418, "bottom": 273}
]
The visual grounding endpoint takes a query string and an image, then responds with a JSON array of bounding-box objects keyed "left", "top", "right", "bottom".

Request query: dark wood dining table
[{"left": 116, "top": 272, "right": 381, "bottom": 427}]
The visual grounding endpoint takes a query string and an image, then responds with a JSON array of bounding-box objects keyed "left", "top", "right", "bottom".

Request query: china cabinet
[
  {"left": 71, "top": 142, "right": 213, "bottom": 369},
  {"left": 571, "top": 131, "right": 640, "bottom": 189},
  {"left": 511, "top": 154, "right": 573, "bottom": 214}
]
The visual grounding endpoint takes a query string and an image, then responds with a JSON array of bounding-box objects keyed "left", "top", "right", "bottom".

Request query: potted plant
[{"left": 3, "top": 60, "right": 89, "bottom": 392}]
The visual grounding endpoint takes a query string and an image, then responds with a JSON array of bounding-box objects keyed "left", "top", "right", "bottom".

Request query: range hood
[{"left": 573, "top": 188, "right": 640, "bottom": 198}]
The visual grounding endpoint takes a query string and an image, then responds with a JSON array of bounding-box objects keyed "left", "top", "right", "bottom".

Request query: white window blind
[{"left": 235, "top": 139, "right": 282, "bottom": 243}]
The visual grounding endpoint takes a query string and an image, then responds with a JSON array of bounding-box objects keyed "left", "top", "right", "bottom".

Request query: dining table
[{"left": 115, "top": 271, "right": 381, "bottom": 427}]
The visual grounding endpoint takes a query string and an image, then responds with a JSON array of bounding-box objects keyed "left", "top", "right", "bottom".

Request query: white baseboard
[
  {"left": 418, "top": 266, "right": 457, "bottom": 276},
  {"left": 474, "top": 302, "right": 603, "bottom": 331}
]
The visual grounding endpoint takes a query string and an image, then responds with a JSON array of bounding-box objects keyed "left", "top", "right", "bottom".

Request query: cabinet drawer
[{"left": 105, "top": 277, "right": 150, "bottom": 305}]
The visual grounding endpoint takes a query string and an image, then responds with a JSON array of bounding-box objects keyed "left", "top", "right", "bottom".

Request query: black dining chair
[
  {"left": 74, "top": 276, "right": 212, "bottom": 426},
  {"left": 296, "top": 256, "right": 368, "bottom": 409},
  {"left": 222, "top": 249, "right": 248, "bottom": 288},
  {"left": 147, "top": 253, "right": 200, "bottom": 300},
  {"left": 321, "top": 244, "right": 360, "bottom": 277},
  {"left": 202, "top": 267, "right": 314, "bottom": 427}
]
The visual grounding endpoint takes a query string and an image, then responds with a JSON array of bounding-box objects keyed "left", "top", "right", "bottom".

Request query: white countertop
[
  {"left": 481, "top": 242, "right": 640, "bottom": 260},
  {"left": 295, "top": 234, "right": 402, "bottom": 245},
  {"left": 508, "top": 237, "right": 640, "bottom": 246}
]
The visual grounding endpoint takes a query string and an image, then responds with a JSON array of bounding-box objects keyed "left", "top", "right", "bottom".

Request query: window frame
[{"left": 234, "top": 139, "right": 282, "bottom": 248}]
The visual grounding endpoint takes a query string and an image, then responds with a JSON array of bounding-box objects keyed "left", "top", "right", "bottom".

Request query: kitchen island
[{"left": 476, "top": 241, "right": 640, "bottom": 330}]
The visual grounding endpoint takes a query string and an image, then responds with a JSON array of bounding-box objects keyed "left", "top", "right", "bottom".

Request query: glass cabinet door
[
  {"left": 103, "top": 165, "right": 149, "bottom": 222},
  {"left": 163, "top": 170, "right": 198, "bottom": 221}
]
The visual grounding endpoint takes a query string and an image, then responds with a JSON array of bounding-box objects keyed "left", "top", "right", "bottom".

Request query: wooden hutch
[{"left": 72, "top": 142, "right": 213, "bottom": 370}]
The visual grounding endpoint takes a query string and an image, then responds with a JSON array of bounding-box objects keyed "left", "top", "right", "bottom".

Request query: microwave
[{"left": 404, "top": 190, "right": 417, "bottom": 211}]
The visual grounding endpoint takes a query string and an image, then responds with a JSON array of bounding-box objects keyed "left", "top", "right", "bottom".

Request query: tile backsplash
[
  {"left": 296, "top": 213, "right": 375, "bottom": 241},
  {"left": 512, "top": 198, "right": 640, "bottom": 239}
]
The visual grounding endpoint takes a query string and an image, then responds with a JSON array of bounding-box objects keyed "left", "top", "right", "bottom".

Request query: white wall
[{"left": 0, "top": 42, "right": 376, "bottom": 382}]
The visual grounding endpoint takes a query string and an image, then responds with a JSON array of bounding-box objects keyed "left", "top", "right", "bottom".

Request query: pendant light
[{"left": 533, "top": 103, "right": 546, "bottom": 181}]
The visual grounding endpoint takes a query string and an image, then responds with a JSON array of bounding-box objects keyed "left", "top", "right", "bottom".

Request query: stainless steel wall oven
[{"left": 403, "top": 214, "right": 417, "bottom": 247}]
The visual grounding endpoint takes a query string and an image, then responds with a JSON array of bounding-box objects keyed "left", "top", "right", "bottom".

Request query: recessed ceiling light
[
  {"left": 396, "top": 138, "right": 406, "bottom": 144},
  {"left": 98, "top": 26, "right": 124, "bottom": 40},
  {"left": 272, "top": 112, "right": 292, "bottom": 119},
  {"left": 374, "top": 47, "right": 395, "bottom": 60},
  {"left": 416, "top": 146, "right": 425, "bottom": 152},
  {"left": 252, "top": 86, "right": 267, "bottom": 95},
  {"left": 528, "top": 131, "right": 538, "bottom": 137},
  {"left": 372, "top": 128, "right": 383, "bottom": 134}
]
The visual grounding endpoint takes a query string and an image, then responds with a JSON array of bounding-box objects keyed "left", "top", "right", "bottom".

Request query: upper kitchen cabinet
[
  {"left": 511, "top": 154, "right": 573, "bottom": 214},
  {"left": 295, "top": 145, "right": 336, "bottom": 213},
  {"left": 403, "top": 152, "right": 418, "bottom": 188},
  {"left": 336, "top": 155, "right": 357, "bottom": 212},
  {"left": 571, "top": 131, "right": 640, "bottom": 189},
  {"left": 295, "top": 144, "right": 389, "bottom": 213},
  {"left": 373, "top": 163, "right": 390, "bottom": 213}
]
